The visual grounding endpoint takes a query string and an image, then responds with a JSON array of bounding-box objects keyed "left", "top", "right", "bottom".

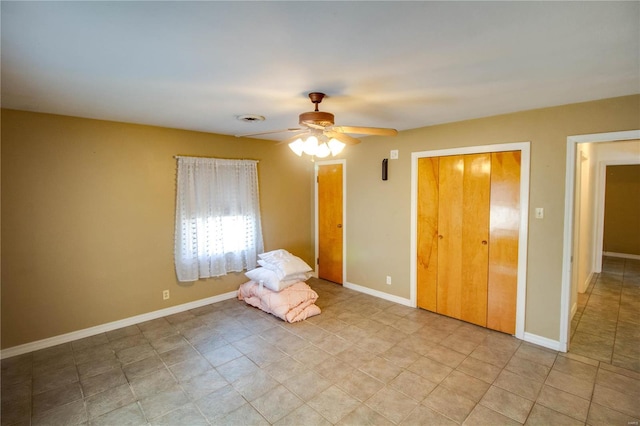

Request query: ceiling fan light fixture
[
  {"left": 328, "top": 138, "right": 346, "bottom": 156},
  {"left": 315, "top": 142, "right": 331, "bottom": 158},
  {"left": 302, "top": 135, "right": 319, "bottom": 155},
  {"left": 288, "top": 138, "right": 304, "bottom": 156}
]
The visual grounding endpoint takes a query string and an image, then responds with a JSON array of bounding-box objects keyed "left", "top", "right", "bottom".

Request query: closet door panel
[
  {"left": 417, "top": 158, "right": 439, "bottom": 312},
  {"left": 437, "top": 155, "right": 464, "bottom": 319},
  {"left": 487, "top": 151, "right": 521, "bottom": 334},
  {"left": 460, "top": 154, "right": 491, "bottom": 326}
]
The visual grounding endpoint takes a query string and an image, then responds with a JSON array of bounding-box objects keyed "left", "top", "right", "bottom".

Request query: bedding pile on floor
[{"left": 238, "top": 249, "right": 321, "bottom": 322}]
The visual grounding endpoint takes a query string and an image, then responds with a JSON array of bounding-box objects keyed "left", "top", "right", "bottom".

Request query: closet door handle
[
  {"left": 438, "top": 235, "right": 444, "bottom": 239},
  {"left": 337, "top": 224, "right": 342, "bottom": 228},
  {"left": 482, "top": 240, "right": 488, "bottom": 245}
]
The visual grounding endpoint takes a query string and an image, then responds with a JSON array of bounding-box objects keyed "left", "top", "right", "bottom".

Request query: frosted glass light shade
[
  {"left": 303, "top": 136, "right": 318, "bottom": 155},
  {"left": 288, "top": 138, "right": 304, "bottom": 156},
  {"left": 315, "top": 142, "right": 331, "bottom": 158},
  {"left": 328, "top": 138, "right": 346, "bottom": 156}
]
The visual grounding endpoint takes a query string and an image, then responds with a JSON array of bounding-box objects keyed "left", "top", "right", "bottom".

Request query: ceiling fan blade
[
  {"left": 325, "top": 131, "right": 361, "bottom": 145},
  {"left": 301, "top": 121, "right": 325, "bottom": 131},
  {"left": 333, "top": 126, "right": 398, "bottom": 136},
  {"left": 235, "top": 128, "right": 301, "bottom": 138},
  {"left": 275, "top": 131, "right": 311, "bottom": 145}
]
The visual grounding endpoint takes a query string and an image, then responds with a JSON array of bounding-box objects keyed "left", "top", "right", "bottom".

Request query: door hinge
[
  {"left": 317, "top": 257, "right": 320, "bottom": 265},
  {"left": 317, "top": 176, "right": 319, "bottom": 183}
]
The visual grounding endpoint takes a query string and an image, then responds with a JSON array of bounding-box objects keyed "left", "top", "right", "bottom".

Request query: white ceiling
[{"left": 2, "top": 1, "right": 639, "bottom": 140}]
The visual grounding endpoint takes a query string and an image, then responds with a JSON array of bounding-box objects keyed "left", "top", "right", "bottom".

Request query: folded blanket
[{"left": 238, "top": 280, "right": 321, "bottom": 323}]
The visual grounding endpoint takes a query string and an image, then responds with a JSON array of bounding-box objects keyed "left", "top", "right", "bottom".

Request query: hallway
[{"left": 570, "top": 256, "right": 640, "bottom": 371}]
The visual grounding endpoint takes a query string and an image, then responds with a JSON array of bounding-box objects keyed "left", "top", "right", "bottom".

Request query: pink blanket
[{"left": 238, "top": 280, "right": 321, "bottom": 323}]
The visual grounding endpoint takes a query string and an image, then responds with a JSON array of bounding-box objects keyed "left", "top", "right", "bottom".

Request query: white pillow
[
  {"left": 258, "top": 249, "right": 291, "bottom": 263},
  {"left": 258, "top": 251, "right": 313, "bottom": 280},
  {"left": 245, "top": 267, "right": 311, "bottom": 292}
]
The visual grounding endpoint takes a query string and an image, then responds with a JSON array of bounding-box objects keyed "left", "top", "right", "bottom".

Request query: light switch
[
  {"left": 535, "top": 208, "right": 544, "bottom": 219},
  {"left": 390, "top": 150, "right": 398, "bottom": 159}
]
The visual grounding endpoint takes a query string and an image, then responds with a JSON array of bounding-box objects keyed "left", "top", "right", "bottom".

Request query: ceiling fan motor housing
[
  {"left": 299, "top": 92, "right": 335, "bottom": 127},
  {"left": 299, "top": 111, "right": 334, "bottom": 127}
]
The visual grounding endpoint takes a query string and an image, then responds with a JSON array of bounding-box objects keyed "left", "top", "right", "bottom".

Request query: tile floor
[
  {"left": 2, "top": 276, "right": 639, "bottom": 425},
  {"left": 571, "top": 256, "right": 640, "bottom": 372}
]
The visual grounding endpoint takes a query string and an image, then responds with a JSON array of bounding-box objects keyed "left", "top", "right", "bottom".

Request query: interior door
[
  {"left": 417, "top": 151, "right": 519, "bottom": 332},
  {"left": 487, "top": 151, "right": 521, "bottom": 334},
  {"left": 317, "top": 163, "right": 343, "bottom": 284},
  {"left": 437, "top": 154, "right": 491, "bottom": 326}
]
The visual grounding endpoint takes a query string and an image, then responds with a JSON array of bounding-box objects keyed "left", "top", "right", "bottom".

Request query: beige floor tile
[
  {"left": 407, "top": 356, "right": 452, "bottom": 384},
  {"left": 545, "top": 369, "right": 594, "bottom": 400},
  {"left": 423, "top": 385, "right": 477, "bottom": 423},
  {"left": 273, "top": 404, "right": 332, "bottom": 426},
  {"left": 535, "top": 384, "right": 590, "bottom": 422},
  {"left": 7, "top": 269, "right": 640, "bottom": 426},
  {"left": 283, "top": 370, "right": 332, "bottom": 401},
  {"left": 440, "top": 370, "right": 490, "bottom": 402},
  {"left": 401, "top": 404, "right": 458, "bottom": 425},
  {"left": 505, "top": 355, "right": 551, "bottom": 383},
  {"left": 524, "top": 403, "right": 583, "bottom": 425},
  {"left": 479, "top": 385, "right": 533, "bottom": 423},
  {"left": 307, "top": 385, "right": 360, "bottom": 424},
  {"left": 462, "top": 404, "right": 522, "bottom": 426},
  {"left": 366, "top": 386, "right": 419, "bottom": 424},
  {"left": 150, "top": 403, "right": 210, "bottom": 426},
  {"left": 338, "top": 404, "right": 394, "bottom": 426},
  {"left": 552, "top": 355, "right": 598, "bottom": 382},
  {"left": 336, "top": 368, "right": 385, "bottom": 402},
  {"left": 457, "top": 356, "right": 502, "bottom": 383},
  {"left": 196, "top": 384, "right": 248, "bottom": 422},
  {"left": 493, "top": 369, "right": 542, "bottom": 401},
  {"left": 592, "top": 383, "right": 640, "bottom": 418},
  {"left": 388, "top": 370, "right": 437, "bottom": 402}
]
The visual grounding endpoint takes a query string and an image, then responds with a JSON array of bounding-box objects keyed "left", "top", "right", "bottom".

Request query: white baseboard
[
  {"left": 603, "top": 251, "right": 640, "bottom": 260},
  {"left": 344, "top": 281, "right": 413, "bottom": 307},
  {"left": 524, "top": 332, "right": 564, "bottom": 352},
  {"left": 1, "top": 291, "right": 238, "bottom": 360},
  {"left": 578, "top": 271, "right": 594, "bottom": 294}
]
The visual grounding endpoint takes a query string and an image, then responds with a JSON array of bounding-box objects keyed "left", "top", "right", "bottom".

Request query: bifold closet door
[
  {"left": 437, "top": 154, "right": 491, "bottom": 326},
  {"left": 417, "top": 151, "right": 520, "bottom": 333},
  {"left": 487, "top": 151, "right": 521, "bottom": 334}
]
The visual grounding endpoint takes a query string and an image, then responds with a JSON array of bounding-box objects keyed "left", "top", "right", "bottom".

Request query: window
[{"left": 174, "top": 157, "right": 264, "bottom": 282}]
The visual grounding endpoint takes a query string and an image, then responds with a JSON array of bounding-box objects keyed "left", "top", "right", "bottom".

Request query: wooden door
[
  {"left": 437, "top": 154, "right": 491, "bottom": 326},
  {"left": 487, "top": 151, "right": 521, "bottom": 334},
  {"left": 417, "top": 151, "right": 520, "bottom": 333},
  {"left": 417, "top": 158, "right": 439, "bottom": 311},
  {"left": 318, "top": 164, "right": 343, "bottom": 284}
]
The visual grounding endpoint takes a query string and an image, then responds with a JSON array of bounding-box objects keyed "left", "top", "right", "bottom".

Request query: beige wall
[
  {"left": 342, "top": 95, "right": 640, "bottom": 341},
  {"left": 2, "top": 95, "right": 639, "bottom": 349},
  {"left": 1, "top": 110, "right": 315, "bottom": 348},
  {"left": 603, "top": 164, "right": 640, "bottom": 255}
]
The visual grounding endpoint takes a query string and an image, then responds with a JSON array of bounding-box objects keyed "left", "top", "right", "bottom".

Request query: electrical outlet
[
  {"left": 162, "top": 290, "right": 170, "bottom": 300},
  {"left": 535, "top": 207, "right": 544, "bottom": 219},
  {"left": 386, "top": 276, "right": 392, "bottom": 285},
  {"left": 390, "top": 150, "right": 399, "bottom": 160}
]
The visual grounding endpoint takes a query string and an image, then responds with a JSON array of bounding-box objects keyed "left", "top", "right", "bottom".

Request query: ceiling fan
[{"left": 236, "top": 92, "right": 398, "bottom": 158}]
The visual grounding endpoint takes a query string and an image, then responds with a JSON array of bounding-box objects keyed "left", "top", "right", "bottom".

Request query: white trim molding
[
  {"left": 1, "top": 291, "right": 238, "bottom": 360},
  {"left": 409, "top": 142, "right": 530, "bottom": 341},
  {"left": 603, "top": 252, "right": 640, "bottom": 260},
  {"left": 523, "top": 332, "right": 563, "bottom": 352},
  {"left": 344, "top": 281, "right": 413, "bottom": 307}
]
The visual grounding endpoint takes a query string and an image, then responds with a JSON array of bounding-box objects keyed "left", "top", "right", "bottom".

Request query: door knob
[
  {"left": 337, "top": 224, "right": 342, "bottom": 228},
  {"left": 438, "top": 235, "right": 443, "bottom": 239},
  {"left": 482, "top": 240, "right": 488, "bottom": 245}
]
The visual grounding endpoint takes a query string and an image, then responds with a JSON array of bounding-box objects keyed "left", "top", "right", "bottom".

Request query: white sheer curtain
[{"left": 174, "top": 157, "right": 264, "bottom": 282}]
